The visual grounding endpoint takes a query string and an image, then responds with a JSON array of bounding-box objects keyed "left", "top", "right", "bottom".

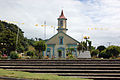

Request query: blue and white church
[{"left": 44, "top": 10, "right": 80, "bottom": 58}]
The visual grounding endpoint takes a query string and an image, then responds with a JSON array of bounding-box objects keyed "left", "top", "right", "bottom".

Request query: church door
[
  {"left": 58, "top": 50, "right": 62, "bottom": 58},
  {"left": 58, "top": 47, "right": 65, "bottom": 58}
]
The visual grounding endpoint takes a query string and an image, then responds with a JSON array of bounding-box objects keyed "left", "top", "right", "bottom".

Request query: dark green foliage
[
  {"left": 98, "top": 46, "right": 120, "bottom": 59},
  {"left": 35, "top": 37, "right": 42, "bottom": 41},
  {"left": 66, "top": 48, "right": 76, "bottom": 59},
  {"left": 34, "top": 40, "right": 46, "bottom": 52},
  {"left": 0, "top": 20, "right": 25, "bottom": 55},
  {"left": 106, "top": 46, "right": 120, "bottom": 58},
  {"left": 58, "top": 50, "right": 62, "bottom": 53},
  {"left": 77, "top": 43, "right": 83, "bottom": 54},
  {"left": 87, "top": 40, "right": 92, "bottom": 51},
  {"left": 91, "top": 49, "right": 99, "bottom": 57},
  {"left": 66, "top": 48, "right": 75, "bottom": 55},
  {"left": 27, "top": 38, "right": 35, "bottom": 46},
  {"left": 81, "top": 41, "right": 87, "bottom": 50},
  {"left": 99, "top": 50, "right": 110, "bottom": 58},
  {"left": 34, "top": 40, "right": 47, "bottom": 59},
  {"left": 17, "top": 46, "right": 25, "bottom": 53},
  {"left": 10, "top": 51, "right": 19, "bottom": 59},
  {"left": 26, "top": 51, "right": 35, "bottom": 56},
  {"left": 0, "top": 29, "right": 17, "bottom": 55},
  {"left": 91, "top": 46, "right": 95, "bottom": 50},
  {"left": 97, "top": 45, "right": 106, "bottom": 52}
]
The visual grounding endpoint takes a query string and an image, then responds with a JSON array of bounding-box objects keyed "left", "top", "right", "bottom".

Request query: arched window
[
  {"left": 59, "top": 36, "right": 63, "bottom": 45},
  {"left": 60, "top": 20, "right": 63, "bottom": 27},
  {"left": 60, "top": 38, "right": 63, "bottom": 44}
]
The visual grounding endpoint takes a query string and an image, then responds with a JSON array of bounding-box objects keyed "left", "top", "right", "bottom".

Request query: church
[{"left": 44, "top": 10, "right": 80, "bottom": 58}]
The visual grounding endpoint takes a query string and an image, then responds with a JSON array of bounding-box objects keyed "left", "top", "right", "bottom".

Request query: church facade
[{"left": 44, "top": 10, "right": 80, "bottom": 58}]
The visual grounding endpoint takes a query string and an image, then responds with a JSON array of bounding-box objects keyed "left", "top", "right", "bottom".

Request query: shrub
[
  {"left": 26, "top": 51, "right": 35, "bottom": 56},
  {"left": 0, "top": 54, "right": 1, "bottom": 58},
  {"left": 106, "top": 46, "right": 120, "bottom": 58},
  {"left": 99, "top": 49, "right": 111, "bottom": 59},
  {"left": 97, "top": 45, "right": 106, "bottom": 52},
  {"left": 1, "top": 54, "right": 8, "bottom": 59},
  {"left": 10, "top": 51, "right": 19, "bottom": 59},
  {"left": 17, "top": 46, "right": 25, "bottom": 53},
  {"left": 91, "top": 49, "right": 99, "bottom": 57},
  {"left": 98, "top": 46, "right": 120, "bottom": 59}
]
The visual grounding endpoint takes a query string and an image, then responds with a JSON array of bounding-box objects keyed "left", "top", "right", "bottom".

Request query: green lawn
[{"left": 0, "top": 69, "right": 92, "bottom": 80}]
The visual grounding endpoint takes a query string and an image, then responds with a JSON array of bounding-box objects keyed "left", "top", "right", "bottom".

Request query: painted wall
[
  {"left": 46, "top": 32, "right": 78, "bottom": 45},
  {"left": 45, "top": 32, "right": 79, "bottom": 58}
]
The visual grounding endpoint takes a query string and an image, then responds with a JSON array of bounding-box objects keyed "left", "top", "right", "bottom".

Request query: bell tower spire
[{"left": 57, "top": 10, "right": 68, "bottom": 33}]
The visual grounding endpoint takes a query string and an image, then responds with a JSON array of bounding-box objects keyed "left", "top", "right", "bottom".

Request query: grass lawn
[{"left": 0, "top": 69, "right": 92, "bottom": 80}]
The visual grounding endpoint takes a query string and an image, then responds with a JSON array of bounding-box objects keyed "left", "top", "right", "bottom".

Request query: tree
[
  {"left": 10, "top": 51, "right": 19, "bottom": 59},
  {"left": 34, "top": 40, "right": 46, "bottom": 59},
  {"left": 27, "top": 38, "right": 35, "bottom": 46},
  {"left": 99, "top": 46, "right": 120, "bottom": 59},
  {"left": 0, "top": 29, "right": 17, "bottom": 55},
  {"left": 26, "top": 51, "right": 35, "bottom": 56},
  {"left": 80, "top": 41, "right": 87, "bottom": 51},
  {"left": 17, "top": 46, "right": 25, "bottom": 53},
  {"left": 0, "top": 20, "right": 25, "bottom": 55},
  {"left": 88, "top": 40, "right": 92, "bottom": 51},
  {"left": 83, "top": 36, "right": 90, "bottom": 50},
  {"left": 99, "top": 49, "right": 110, "bottom": 58},
  {"left": 77, "top": 43, "right": 82, "bottom": 54},
  {"left": 66, "top": 48, "right": 75, "bottom": 55},
  {"left": 91, "top": 49, "right": 99, "bottom": 57},
  {"left": 97, "top": 45, "right": 106, "bottom": 52},
  {"left": 106, "top": 46, "right": 120, "bottom": 58}
]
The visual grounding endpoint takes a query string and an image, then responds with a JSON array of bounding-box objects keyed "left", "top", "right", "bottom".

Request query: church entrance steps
[
  {"left": 1, "top": 59, "right": 120, "bottom": 79},
  {"left": 0, "top": 59, "right": 120, "bottom": 64},
  {"left": 1, "top": 66, "right": 120, "bottom": 70},
  {"left": 1, "top": 64, "right": 120, "bottom": 67}
]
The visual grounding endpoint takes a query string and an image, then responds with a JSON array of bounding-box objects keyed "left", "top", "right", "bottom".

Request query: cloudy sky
[{"left": 0, "top": 0, "right": 120, "bottom": 47}]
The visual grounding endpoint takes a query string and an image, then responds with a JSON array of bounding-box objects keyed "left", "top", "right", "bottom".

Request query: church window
[
  {"left": 60, "top": 20, "right": 63, "bottom": 27},
  {"left": 59, "top": 36, "right": 63, "bottom": 45}
]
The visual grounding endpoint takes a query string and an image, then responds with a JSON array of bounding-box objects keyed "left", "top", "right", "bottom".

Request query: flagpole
[
  {"left": 44, "top": 21, "right": 46, "bottom": 40},
  {"left": 15, "top": 22, "right": 24, "bottom": 53}
]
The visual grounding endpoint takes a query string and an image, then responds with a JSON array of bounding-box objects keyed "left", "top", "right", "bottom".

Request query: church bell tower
[{"left": 57, "top": 10, "right": 68, "bottom": 33}]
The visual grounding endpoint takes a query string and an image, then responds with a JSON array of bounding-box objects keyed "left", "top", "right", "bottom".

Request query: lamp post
[{"left": 15, "top": 22, "right": 24, "bottom": 53}]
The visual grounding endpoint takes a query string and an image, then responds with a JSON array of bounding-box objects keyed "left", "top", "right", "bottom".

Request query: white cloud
[{"left": 0, "top": 0, "right": 120, "bottom": 47}]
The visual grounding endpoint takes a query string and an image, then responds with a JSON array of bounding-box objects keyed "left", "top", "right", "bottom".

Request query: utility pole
[
  {"left": 107, "top": 42, "right": 111, "bottom": 46},
  {"left": 15, "top": 23, "right": 24, "bottom": 53},
  {"left": 16, "top": 25, "right": 19, "bottom": 53},
  {"left": 44, "top": 21, "right": 46, "bottom": 40}
]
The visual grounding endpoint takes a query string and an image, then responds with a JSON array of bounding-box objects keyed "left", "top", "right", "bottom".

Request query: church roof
[
  {"left": 46, "top": 32, "right": 79, "bottom": 43},
  {"left": 59, "top": 10, "right": 67, "bottom": 19}
]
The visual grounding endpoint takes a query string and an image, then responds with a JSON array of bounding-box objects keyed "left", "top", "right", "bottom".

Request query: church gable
[{"left": 46, "top": 32, "right": 79, "bottom": 45}]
